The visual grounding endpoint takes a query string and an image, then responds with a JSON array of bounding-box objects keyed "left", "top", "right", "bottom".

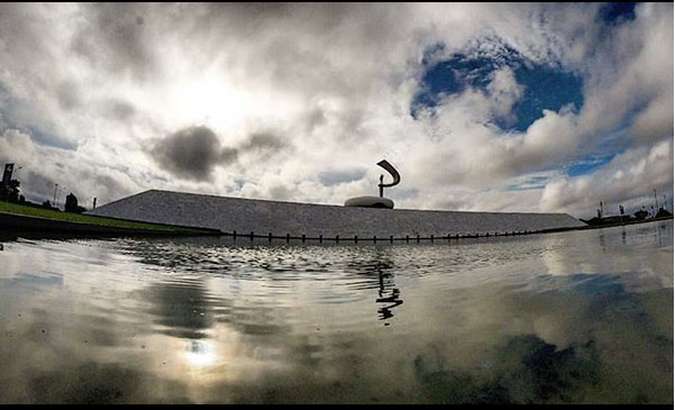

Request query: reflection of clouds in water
[
  {"left": 0, "top": 272, "right": 63, "bottom": 291},
  {"left": 141, "top": 279, "right": 215, "bottom": 340},
  {"left": 538, "top": 223, "right": 673, "bottom": 290},
  {"left": 0, "top": 223, "right": 671, "bottom": 403},
  {"left": 413, "top": 334, "right": 601, "bottom": 404},
  {"left": 416, "top": 274, "right": 672, "bottom": 403}
]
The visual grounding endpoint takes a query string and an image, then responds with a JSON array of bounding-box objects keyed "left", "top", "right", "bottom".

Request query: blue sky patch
[
  {"left": 411, "top": 42, "right": 584, "bottom": 133},
  {"left": 508, "top": 66, "right": 583, "bottom": 132},
  {"left": 505, "top": 175, "right": 552, "bottom": 191},
  {"left": 565, "top": 153, "right": 616, "bottom": 177},
  {"left": 599, "top": 3, "right": 636, "bottom": 24}
]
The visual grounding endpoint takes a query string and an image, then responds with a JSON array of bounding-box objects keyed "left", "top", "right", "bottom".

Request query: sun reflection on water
[{"left": 184, "top": 340, "right": 218, "bottom": 368}]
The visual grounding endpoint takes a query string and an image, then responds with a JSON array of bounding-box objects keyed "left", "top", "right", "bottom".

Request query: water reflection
[
  {"left": 143, "top": 279, "right": 214, "bottom": 340},
  {"left": 184, "top": 340, "right": 218, "bottom": 368},
  {"left": 375, "top": 266, "right": 403, "bottom": 324},
  {"left": 343, "top": 250, "right": 404, "bottom": 325},
  {"left": 0, "top": 221, "right": 671, "bottom": 403},
  {"left": 413, "top": 335, "right": 601, "bottom": 404}
]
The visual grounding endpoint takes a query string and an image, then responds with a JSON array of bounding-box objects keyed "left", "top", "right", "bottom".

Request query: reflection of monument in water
[
  {"left": 350, "top": 254, "right": 404, "bottom": 325},
  {"left": 347, "top": 251, "right": 403, "bottom": 326},
  {"left": 376, "top": 266, "right": 403, "bottom": 325},
  {"left": 88, "top": 159, "right": 585, "bottom": 240}
]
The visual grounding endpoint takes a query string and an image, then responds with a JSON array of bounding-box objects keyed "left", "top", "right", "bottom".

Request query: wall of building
[{"left": 87, "top": 189, "right": 585, "bottom": 238}]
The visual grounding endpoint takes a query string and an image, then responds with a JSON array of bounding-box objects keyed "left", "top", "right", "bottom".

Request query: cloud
[
  {"left": 629, "top": 91, "right": 674, "bottom": 144},
  {"left": 239, "top": 132, "right": 288, "bottom": 159},
  {"left": 69, "top": 3, "right": 157, "bottom": 82},
  {"left": 0, "top": 3, "right": 670, "bottom": 215},
  {"left": 487, "top": 67, "right": 525, "bottom": 125},
  {"left": 318, "top": 168, "right": 368, "bottom": 186},
  {"left": 0, "top": 127, "right": 139, "bottom": 205},
  {"left": 540, "top": 140, "right": 673, "bottom": 217},
  {"left": 148, "top": 126, "right": 289, "bottom": 182},
  {"left": 149, "top": 126, "right": 228, "bottom": 182},
  {"left": 102, "top": 99, "right": 137, "bottom": 121}
]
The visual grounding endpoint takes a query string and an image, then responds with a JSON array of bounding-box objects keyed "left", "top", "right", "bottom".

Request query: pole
[{"left": 53, "top": 183, "right": 58, "bottom": 204}]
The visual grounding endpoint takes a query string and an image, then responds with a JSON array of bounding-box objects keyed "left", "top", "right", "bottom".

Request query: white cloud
[
  {"left": 540, "top": 140, "right": 673, "bottom": 217},
  {"left": 487, "top": 66, "right": 525, "bottom": 123}
]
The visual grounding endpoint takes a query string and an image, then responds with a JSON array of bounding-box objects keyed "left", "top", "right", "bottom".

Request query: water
[{"left": 0, "top": 221, "right": 672, "bottom": 404}]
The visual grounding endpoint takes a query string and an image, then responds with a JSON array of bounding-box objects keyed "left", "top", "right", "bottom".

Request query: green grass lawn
[{"left": 0, "top": 200, "right": 214, "bottom": 234}]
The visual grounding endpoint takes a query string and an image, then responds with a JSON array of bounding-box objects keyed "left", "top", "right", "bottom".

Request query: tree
[
  {"left": 65, "top": 193, "right": 78, "bottom": 213},
  {"left": 65, "top": 193, "right": 86, "bottom": 213}
]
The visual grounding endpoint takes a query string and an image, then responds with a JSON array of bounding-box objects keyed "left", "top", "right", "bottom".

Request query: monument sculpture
[{"left": 344, "top": 159, "right": 400, "bottom": 209}]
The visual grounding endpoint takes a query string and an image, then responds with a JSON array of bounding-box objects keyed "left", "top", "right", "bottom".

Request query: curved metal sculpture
[
  {"left": 344, "top": 159, "right": 400, "bottom": 209},
  {"left": 377, "top": 159, "right": 400, "bottom": 198}
]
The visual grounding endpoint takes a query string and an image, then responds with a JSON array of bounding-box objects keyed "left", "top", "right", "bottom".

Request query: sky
[{"left": 0, "top": 3, "right": 672, "bottom": 219}]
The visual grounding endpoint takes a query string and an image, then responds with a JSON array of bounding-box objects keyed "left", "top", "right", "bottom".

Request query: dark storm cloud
[
  {"left": 150, "top": 126, "right": 289, "bottom": 182},
  {"left": 150, "top": 126, "right": 223, "bottom": 182}
]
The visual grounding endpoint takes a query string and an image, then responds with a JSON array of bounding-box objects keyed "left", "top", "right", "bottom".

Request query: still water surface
[{"left": 0, "top": 221, "right": 672, "bottom": 403}]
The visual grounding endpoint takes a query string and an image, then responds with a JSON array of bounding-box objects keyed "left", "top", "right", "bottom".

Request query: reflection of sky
[
  {"left": 2, "top": 272, "right": 63, "bottom": 288},
  {"left": 0, "top": 221, "right": 671, "bottom": 403}
]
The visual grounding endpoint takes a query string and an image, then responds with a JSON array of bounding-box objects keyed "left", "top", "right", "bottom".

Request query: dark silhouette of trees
[{"left": 65, "top": 192, "right": 86, "bottom": 213}]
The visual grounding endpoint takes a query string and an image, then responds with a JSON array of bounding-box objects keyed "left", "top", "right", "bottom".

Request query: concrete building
[{"left": 87, "top": 189, "right": 585, "bottom": 239}]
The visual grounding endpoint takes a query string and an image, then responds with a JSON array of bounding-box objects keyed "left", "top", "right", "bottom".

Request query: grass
[{"left": 0, "top": 200, "right": 215, "bottom": 234}]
